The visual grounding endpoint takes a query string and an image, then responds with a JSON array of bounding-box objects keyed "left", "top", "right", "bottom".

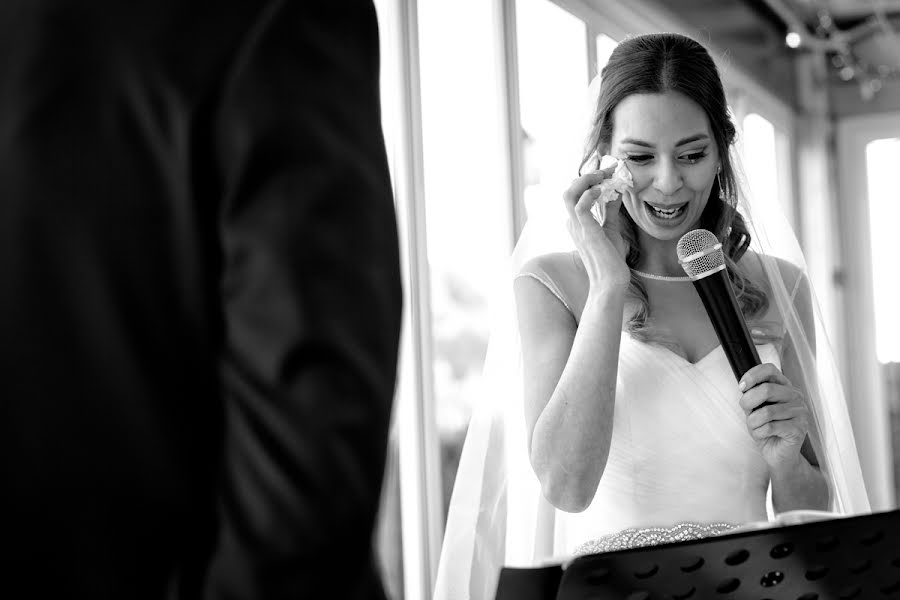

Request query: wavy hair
[{"left": 579, "top": 33, "right": 768, "bottom": 343}]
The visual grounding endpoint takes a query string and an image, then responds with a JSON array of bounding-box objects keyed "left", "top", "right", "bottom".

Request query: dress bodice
[{"left": 553, "top": 333, "right": 781, "bottom": 556}]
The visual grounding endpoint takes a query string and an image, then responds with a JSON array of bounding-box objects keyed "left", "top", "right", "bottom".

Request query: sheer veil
[{"left": 433, "top": 66, "right": 870, "bottom": 600}]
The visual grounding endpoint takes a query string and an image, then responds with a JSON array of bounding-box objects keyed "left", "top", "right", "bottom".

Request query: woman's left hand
[{"left": 738, "top": 363, "right": 810, "bottom": 472}]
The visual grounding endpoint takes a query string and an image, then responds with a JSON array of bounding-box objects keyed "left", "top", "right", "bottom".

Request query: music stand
[{"left": 495, "top": 509, "right": 900, "bottom": 599}]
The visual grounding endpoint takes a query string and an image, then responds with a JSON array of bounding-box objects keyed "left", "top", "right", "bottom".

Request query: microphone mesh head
[{"left": 676, "top": 229, "right": 725, "bottom": 278}]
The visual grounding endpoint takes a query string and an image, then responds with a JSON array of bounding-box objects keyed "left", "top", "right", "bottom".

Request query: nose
[{"left": 652, "top": 158, "right": 683, "bottom": 196}]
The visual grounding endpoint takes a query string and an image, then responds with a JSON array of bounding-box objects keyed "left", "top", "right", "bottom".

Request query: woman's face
[{"left": 610, "top": 91, "right": 720, "bottom": 242}]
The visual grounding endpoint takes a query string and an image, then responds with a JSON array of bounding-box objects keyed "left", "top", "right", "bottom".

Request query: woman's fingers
[
  {"left": 738, "top": 363, "right": 795, "bottom": 414},
  {"left": 739, "top": 382, "right": 797, "bottom": 415},
  {"left": 746, "top": 403, "right": 807, "bottom": 431},
  {"left": 749, "top": 417, "right": 809, "bottom": 443},
  {"left": 739, "top": 362, "right": 790, "bottom": 392},
  {"left": 564, "top": 170, "right": 615, "bottom": 210},
  {"left": 737, "top": 363, "right": 810, "bottom": 446},
  {"left": 563, "top": 167, "right": 631, "bottom": 280},
  {"left": 600, "top": 195, "right": 624, "bottom": 229}
]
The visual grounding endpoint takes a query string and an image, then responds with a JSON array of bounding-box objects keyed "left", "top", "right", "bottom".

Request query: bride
[{"left": 434, "top": 32, "right": 870, "bottom": 600}]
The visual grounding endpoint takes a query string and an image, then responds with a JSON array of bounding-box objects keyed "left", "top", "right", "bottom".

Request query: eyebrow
[{"left": 619, "top": 134, "right": 710, "bottom": 147}]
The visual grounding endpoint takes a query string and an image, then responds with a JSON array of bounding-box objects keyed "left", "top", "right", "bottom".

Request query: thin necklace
[{"left": 631, "top": 268, "right": 693, "bottom": 282}]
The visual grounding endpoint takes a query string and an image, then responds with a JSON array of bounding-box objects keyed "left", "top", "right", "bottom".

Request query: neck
[{"left": 635, "top": 233, "right": 683, "bottom": 277}]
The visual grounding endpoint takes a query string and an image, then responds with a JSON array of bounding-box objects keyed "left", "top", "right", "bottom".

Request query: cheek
[
  {"left": 622, "top": 188, "right": 643, "bottom": 211},
  {"left": 628, "top": 175, "right": 653, "bottom": 201},
  {"left": 686, "top": 171, "right": 717, "bottom": 198}
]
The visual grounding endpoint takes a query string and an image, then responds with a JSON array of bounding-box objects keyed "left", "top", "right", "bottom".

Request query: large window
[
  {"left": 418, "top": 0, "right": 513, "bottom": 505},
  {"left": 865, "top": 137, "right": 900, "bottom": 503},
  {"left": 372, "top": 0, "right": 513, "bottom": 598},
  {"left": 865, "top": 138, "right": 900, "bottom": 365}
]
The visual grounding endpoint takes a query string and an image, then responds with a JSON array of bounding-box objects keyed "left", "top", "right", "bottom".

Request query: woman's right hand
[{"left": 563, "top": 166, "right": 631, "bottom": 290}]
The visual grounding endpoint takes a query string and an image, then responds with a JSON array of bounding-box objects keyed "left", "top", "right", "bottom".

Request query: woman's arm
[
  {"left": 516, "top": 260, "right": 627, "bottom": 513},
  {"left": 519, "top": 165, "right": 632, "bottom": 513},
  {"left": 772, "top": 269, "right": 829, "bottom": 511},
  {"left": 741, "top": 263, "right": 828, "bottom": 512}
]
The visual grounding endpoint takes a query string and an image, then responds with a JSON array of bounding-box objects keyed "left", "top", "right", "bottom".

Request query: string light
[
  {"left": 771, "top": 0, "right": 900, "bottom": 100},
  {"left": 816, "top": 1, "right": 900, "bottom": 99},
  {"left": 785, "top": 30, "right": 803, "bottom": 48}
]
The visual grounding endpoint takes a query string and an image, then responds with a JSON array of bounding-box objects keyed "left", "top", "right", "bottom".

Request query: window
[
  {"left": 417, "top": 0, "right": 513, "bottom": 528},
  {"left": 596, "top": 33, "right": 617, "bottom": 74},
  {"left": 866, "top": 137, "right": 900, "bottom": 505},
  {"left": 372, "top": 0, "right": 515, "bottom": 597},
  {"left": 865, "top": 138, "right": 900, "bottom": 364},
  {"left": 516, "top": 0, "right": 588, "bottom": 227},
  {"left": 739, "top": 112, "right": 796, "bottom": 257}
]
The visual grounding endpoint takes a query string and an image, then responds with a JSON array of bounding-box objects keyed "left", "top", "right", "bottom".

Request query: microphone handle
[{"left": 691, "top": 269, "right": 761, "bottom": 382}]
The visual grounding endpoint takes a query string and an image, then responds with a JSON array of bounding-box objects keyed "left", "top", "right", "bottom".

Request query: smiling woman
[
  {"left": 434, "top": 32, "right": 869, "bottom": 600},
  {"left": 611, "top": 93, "right": 719, "bottom": 249}
]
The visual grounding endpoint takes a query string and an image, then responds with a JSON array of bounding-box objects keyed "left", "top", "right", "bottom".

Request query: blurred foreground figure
[{"left": 0, "top": 1, "right": 402, "bottom": 598}]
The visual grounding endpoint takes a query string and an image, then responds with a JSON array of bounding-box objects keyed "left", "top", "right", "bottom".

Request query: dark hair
[{"left": 580, "top": 32, "right": 767, "bottom": 341}]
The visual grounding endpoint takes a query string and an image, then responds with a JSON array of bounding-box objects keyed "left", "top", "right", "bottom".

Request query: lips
[
  {"left": 644, "top": 200, "right": 687, "bottom": 221},
  {"left": 644, "top": 201, "right": 687, "bottom": 211}
]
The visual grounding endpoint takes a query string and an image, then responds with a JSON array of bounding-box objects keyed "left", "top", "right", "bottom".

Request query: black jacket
[{"left": 0, "top": 1, "right": 402, "bottom": 597}]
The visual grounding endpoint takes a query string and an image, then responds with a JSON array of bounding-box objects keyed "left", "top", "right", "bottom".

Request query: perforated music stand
[{"left": 494, "top": 509, "right": 900, "bottom": 600}]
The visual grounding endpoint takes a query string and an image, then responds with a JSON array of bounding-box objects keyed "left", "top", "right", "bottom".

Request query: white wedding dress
[
  {"left": 518, "top": 272, "right": 777, "bottom": 559},
  {"left": 434, "top": 201, "right": 870, "bottom": 600},
  {"left": 555, "top": 333, "right": 777, "bottom": 556}
]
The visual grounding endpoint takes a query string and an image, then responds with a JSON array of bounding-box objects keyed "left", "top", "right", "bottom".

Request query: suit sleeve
[{"left": 204, "top": 1, "right": 402, "bottom": 597}]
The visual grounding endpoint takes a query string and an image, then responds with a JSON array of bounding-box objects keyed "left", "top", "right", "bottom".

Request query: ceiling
[
  {"left": 779, "top": 0, "right": 900, "bottom": 67},
  {"left": 810, "top": 0, "right": 900, "bottom": 23},
  {"left": 648, "top": 0, "right": 900, "bottom": 105}
]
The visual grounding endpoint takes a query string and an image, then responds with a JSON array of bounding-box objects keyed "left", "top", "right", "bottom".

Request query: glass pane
[
  {"left": 517, "top": 0, "right": 588, "bottom": 228},
  {"left": 596, "top": 33, "right": 618, "bottom": 74},
  {"left": 866, "top": 138, "right": 900, "bottom": 364},
  {"left": 867, "top": 138, "right": 900, "bottom": 507},
  {"left": 740, "top": 113, "right": 797, "bottom": 258},
  {"left": 418, "top": 0, "right": 512, "bottom": 525},
  {"left": 741, "top": 113, "right": 779, "bottom": 209}
]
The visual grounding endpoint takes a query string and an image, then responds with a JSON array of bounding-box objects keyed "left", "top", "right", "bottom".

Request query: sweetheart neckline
[{"left": 622, "top": 332, "right": 775, "bottom": 368}]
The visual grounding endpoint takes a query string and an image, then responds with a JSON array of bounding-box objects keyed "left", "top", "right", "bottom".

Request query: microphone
[{"left": 676, "top": 229, "right": 760, "bottom": 382}]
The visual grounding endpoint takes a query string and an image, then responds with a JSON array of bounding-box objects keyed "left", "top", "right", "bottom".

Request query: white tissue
[
  {"left": 590, "top": 155, "right": 633, "bottom": 225},
  {"left": 596, "top": 156, "right": 633, "bottom": 204}
]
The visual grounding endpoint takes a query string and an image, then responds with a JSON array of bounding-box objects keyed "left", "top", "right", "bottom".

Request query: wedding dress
[{"left": 549, "top": 333, "right": 777, "bottom": 557}]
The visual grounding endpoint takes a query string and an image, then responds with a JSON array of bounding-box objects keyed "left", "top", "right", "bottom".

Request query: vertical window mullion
[
  {"left": 386, "top": 0, "right": 446, "bottom": 597},
  {"left": 585, "top": 23, "right": 598, "bottom": 82},
  {"left": 502, "top": 0, "right": 527, "bottom": 246}
]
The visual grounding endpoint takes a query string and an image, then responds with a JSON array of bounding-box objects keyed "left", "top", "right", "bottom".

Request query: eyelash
[{"left": 626, "top": 152, "right": 707, "bottom": 165}]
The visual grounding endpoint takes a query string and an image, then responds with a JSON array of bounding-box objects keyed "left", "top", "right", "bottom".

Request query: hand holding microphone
[{"left": 677, "top": 229, "right": 810, "bottom": 470}]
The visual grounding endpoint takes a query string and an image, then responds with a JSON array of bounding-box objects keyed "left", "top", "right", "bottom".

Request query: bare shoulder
[
  {"left": 517, "top": 251, "right": 589, "bottom": 318},
  {"left": 739, "top": 249, "right": 806, "bottom": 295}
]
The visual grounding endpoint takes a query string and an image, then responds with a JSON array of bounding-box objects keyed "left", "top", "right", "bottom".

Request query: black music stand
[{"left": 495, "top": 509, "right": 900, "bottom": 600}]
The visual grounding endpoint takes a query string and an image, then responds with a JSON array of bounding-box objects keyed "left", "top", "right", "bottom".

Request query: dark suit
[{"left": 0, "top": 1, "right": 402, "bottom": 598}]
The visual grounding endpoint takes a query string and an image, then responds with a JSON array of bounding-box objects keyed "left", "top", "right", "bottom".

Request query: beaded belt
[{"left": 573, "top": 522, "right": 738, "bottom": 556}]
